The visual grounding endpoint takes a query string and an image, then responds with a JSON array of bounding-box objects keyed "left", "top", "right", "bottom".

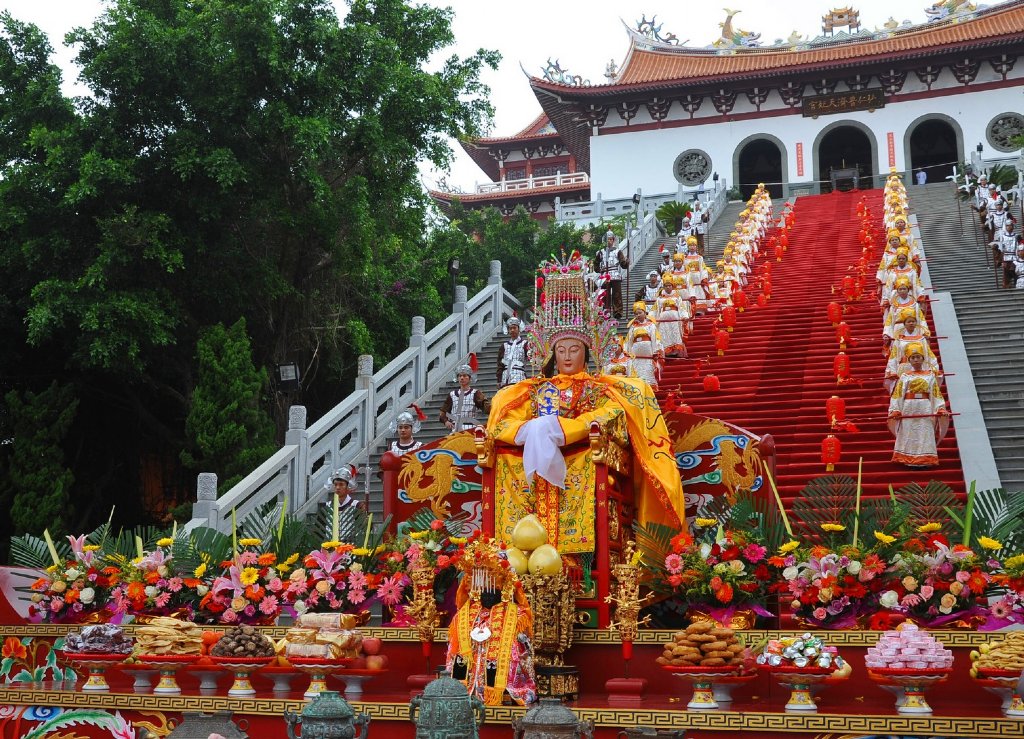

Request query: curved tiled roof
[{"left": 460, "top": 113, "right": 562, "bottom": 179}]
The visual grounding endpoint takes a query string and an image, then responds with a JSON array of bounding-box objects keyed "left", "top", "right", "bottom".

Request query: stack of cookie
[
  {"left": 656, "top": 621, "right": 745, "bottom": 668},
  {"left": 970, "top": 632, "right": 1024, "bottom": 677}
]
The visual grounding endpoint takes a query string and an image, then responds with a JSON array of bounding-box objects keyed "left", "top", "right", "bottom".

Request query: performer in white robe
[
  {"left": 624, "top": 302, "right": 663, "bottom": 389},
  {"left": 656, "top": 275, "right": 687, "bottom": 357},
  {"left": 884, "top": 311, "right": 938, "bottom": 394},
  {"left": 888, "top": 343, "right": 949, "bottom": 468},
  {"left": 883, "top": 280, "right": 930, "bottom": 338}
]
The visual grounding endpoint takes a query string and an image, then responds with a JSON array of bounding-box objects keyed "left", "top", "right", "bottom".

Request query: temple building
[{"left": 433, "top": 1, "right": 1024, "bottom": 212}]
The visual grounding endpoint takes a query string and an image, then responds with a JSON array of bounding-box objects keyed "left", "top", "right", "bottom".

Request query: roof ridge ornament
[
  {"left": 712, "top": 8, "right": 762, "bottom": 48},
  {"left": 541, "top": 58, "right": 589, "bottom": 87},
  {"left": 635, "top": 14, "right": 686, "bottom": 46}
]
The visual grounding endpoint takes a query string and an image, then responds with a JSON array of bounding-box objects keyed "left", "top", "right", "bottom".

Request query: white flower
[
  {"left": 79, "top": 587, "right": 95, "bottom": 605},
  {"left": 782, "top": 566, "right": 799, "bottom": 581},
  {"left": 66, "top": 568, "right": 81, "bottom": 580},
  {"left": 879, "top": 590, "right": 899, "bottom": 608},
  {"left": 728, "top": 560, "right": 746, "bottom": 575},
  {"left": 699, "top": 543, "right": 712, "bottom": 559},
  {"left": 196, "top": 585, "right": 209, "bottom": 596},
  {"left": 157, "top": 565, "right": 169, "bottom": 578},
  {"left": 846, "top": 560, "right": 862, "bottom": 575},
  {"left": 294, "top": 600, "right": 308, "bottom": 614},
  {"left": 350, "top": 563, "right": 363, "bottom": 573},
  {"left": 144, "top": 586, "right": 158, "bottom": 598}
]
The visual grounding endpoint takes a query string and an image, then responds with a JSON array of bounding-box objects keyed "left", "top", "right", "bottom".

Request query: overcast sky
[{"left": 4, "top": 0, "right": 999, "bottom": 191}]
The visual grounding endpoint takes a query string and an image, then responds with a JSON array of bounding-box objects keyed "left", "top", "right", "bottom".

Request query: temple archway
[
  {"left": 814, "top": 122, "right": 877, "bottom": 193},
  {"left": 906, "top": 114, "right": 962, "bottom": 185},
  {"left": 734, "top": 135, "right": 786, "bottom": 200}
]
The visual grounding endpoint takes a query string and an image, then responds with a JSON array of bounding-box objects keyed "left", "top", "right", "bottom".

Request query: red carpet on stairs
[{"left": 657, "top": 190, "right": 963, "bottom": 506}]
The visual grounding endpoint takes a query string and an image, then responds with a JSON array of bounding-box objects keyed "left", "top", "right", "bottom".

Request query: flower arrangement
[
  {"left": 28, "top": 536, "right": 117, "bottom": 624},
  {"left": 196, "top": 538, "right": 293, "bottom": 624},
  {"left": 878, "top": 526, "right": 1000, "bottom": 627},
  {"left": 108, "top": 538, "right": 206, "bottom": 619}
]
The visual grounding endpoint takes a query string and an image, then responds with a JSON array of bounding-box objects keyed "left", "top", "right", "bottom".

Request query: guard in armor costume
[
  {"left": 388, "top": 406, "right": 425, "bottom": 455},
  {"left": 440, "top": 358, "right": 490, "bottom": 433},
  {"left": 634, "top": 270, "right": 662, "bottom": 313},
  {"left": 446, "top": 538, "right": 536, "bottom": 706},
  {"left": 497, "top": 317, "right": 530, "bottom": 387},
  {"left": 596, "top": 231, "right": 629, "bottom": 319},
  {"left": 485, "top": 254, "right": 687, "bottom": 556}
]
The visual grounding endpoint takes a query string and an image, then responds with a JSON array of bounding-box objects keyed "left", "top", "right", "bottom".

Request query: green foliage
[
  {"left": 655, "top": 200, "right": 691, "bottom": 233},
  {"left": 0, "top": 382, "right": 79, "bottom": 540},
  {"left": 180, "top": 318, "right": 277, "bottom": 490},
  {"left": 948, "top": 486, "right": 1024, "bottom": 553},
  {"left": 0, "top": 1, "right": 498, "bottom": 537},
  {"left": 704, "top": 489, "right": 786, "bottom": 552},
  {"left": 791, "top": 475, "right": 858, "bottom": 539}
]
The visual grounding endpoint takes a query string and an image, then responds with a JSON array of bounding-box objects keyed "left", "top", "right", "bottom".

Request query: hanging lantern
[
  {"left": 761, "top": 280, "right": 772, "bottom": 300},
  {"left": 842, "top": 275, "right": 857, "bottom": 301},
  {"left": 767, "top": 236, "right": 778, "bottom": 251},
  {"left": 732, "top": 288, "right": 748, "bottom": 312},
  {"left": 714, "top": 329, "right": 730, "bottom": 356},
  {"left": 677, "top": 400, "right": 694, "bottom": 414},
  {"left": 821, "top": 434, "right": 842, "bottom": 472},
  {"left": 836, "top": 321, "right": 852, "bottom": 348},
  {"left": 779, "top": 232, "right": 790, "bottom": 250},
  {"left": 775, "top": 244, "right": 784, "bottom": 262},
  {"left": 756, "top": 294, "right": 768, "bottom": 308},
  {"left": 833, "top": 351, "right": 851, "bottom": 384},
  {"left": 825, "top": 395, "right": 846, "bottom": 429},
  {"left": 826, "top": 301, "right": 843, "bottom": 326},
  {"left": 721, "top": 306, "right": 737, "bottom": 333},
  {"left": 762, "top": 261, "right": 772, "bottom": 275},
  {"left": 703, "top": 374, "right": 721, "bottom": 392}
]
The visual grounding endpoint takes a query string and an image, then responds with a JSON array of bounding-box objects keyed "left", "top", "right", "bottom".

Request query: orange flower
[
  {"left": 2, "top": 637, "right": 26, "bottom": 660},
  {"left": 183, "top": 578, "right": 202, "bottom": 588},
  {"left": 966, "top": 570, "right": 988, "bottom": 594},
  {"left": 714, "top": 582, "right": 734, "bottom": 604},
  {"left": 810, "top": 545, "right": 830, "bottom": 560},
  {"left": 64, "top": 589, "right": 80, "bottom": 604},
  {"left": 767, "top": 556, "right": 787, "bottom": 568},
  {"left": 245, "top": 586, "right": 266, "bottom": 602},
  {"left": 144, "top": 571, "right": 161, "bottom": 584},
  {"left": 30, "top": 578, "right": 48, "bottom": 591},
  {"left": 127, "top": 582, "right": 146, "bottom": 602},
  {"left": 257, "top": 553, "right": 277, "bottom": 566},
  {"left": 335, "top": 543, "right": 355, "bottom": 555}
]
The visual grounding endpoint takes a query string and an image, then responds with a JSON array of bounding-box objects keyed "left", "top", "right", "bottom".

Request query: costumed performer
[
  {"left": 388, "top": 406, "right": 426, "bottom": 455},
  {"left": 656, "top": 274, "right": 688, "bottom": 356},
  {"left": 497, "top": 317, "right": 530, "bottom": 388},
  {"left": 887, "top": 343, "right": 950, "bottom": 468},
  {"left": 440, "top": 358, "right": 490, "bottom": 433},
  {"left": 486, "top": 253, "right": 688, "bottom": 557},
  {"left": 446, "top": 537, "right": 536, "bottom": 706},
  {"left": 884, "top": 311, "right": 937, "bottom": 394}
]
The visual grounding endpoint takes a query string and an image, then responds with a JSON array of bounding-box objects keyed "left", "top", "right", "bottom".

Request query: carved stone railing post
[
  {"left": 454, "top": 284, "right": 469, "bottom": 359},
  {"left": 489, "top": 260, "right": 503, "bottom": 332},
  {"left": 409, "top": 315, "right": 427, "bottom": 397},
  {"left": 356, "top": 354, "right": 375, "bottom": 446},
  {"left": 286, "top": 405, "right": 309, "bottom": 509},
  {"left": 192, "top": 472, "right": 219, "bottom": 528}
]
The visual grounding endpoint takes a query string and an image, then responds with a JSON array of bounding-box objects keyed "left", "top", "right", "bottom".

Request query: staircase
[
  {"left": 908, "top": 181, "right": 1024, "bottom": 491},
  {"left": 655, "top": 189, "right": 966, "bottom": 505}
]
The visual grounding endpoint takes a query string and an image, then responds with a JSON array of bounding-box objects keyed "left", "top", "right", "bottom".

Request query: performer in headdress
[
  {"left": 888, "top": 342, "right": 949, "bottom": 468},
  {"left": 497, "top": 317, "right": 530, "bottom": 387},
  {"left": 486, "top": 253, "right": 687, "bottom": 556},
  {"left": 440, "top": 356, "right": 490, "bottom": 433},
  {"left": 388, "top": 406, "right": 426, "bottom": 455}
]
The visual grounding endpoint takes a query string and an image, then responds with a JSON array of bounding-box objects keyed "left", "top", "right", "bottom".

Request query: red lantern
[
  {"left": 714, "top": 329, "right": 730, "bottom": 356},
  {"left": 721, "top": 305, "right": 737, "bottom": 333},
  {"left": 756, "top": 294, "right": 768, "bottom": 308},
  {"left": 827, "top": 301, "right": 843, "bottom": 326},
  {"left": 678, "top": 401, "right": 694, "bottom": 414},
  {"left": 775, "top": 244, "right": 784, "bottom": 262},
  {"left": 836, "top": 321, "right": 852, "bottom": 348},
  {"left": 703, "top": 374, "right": 721, "bottom": 392},
  {"left": 825, "top": 395, "right": 846, "bottom": 428},
  {"left": 732, "top": 288, "right": 747, "bottom": 312},
  {"left": 779, "top": 232, "right": 790, "bottom": 249},
  {"left": 761, "top": 280, "right": 772, "bottom": 300},
  {"left": 833, "top": 351, "right": 851, "bottom": 384},
  {"left": 767, "top": 235, "right": 778, "bottom": 251},
  {"left": 842, "top": 275, "right": 856, "bottom": 301},
  {"left": 821, "top": 434, "right": 842, "bottom": 472}
]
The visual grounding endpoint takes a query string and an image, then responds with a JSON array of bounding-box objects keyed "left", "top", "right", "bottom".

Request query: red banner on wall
[
  {"left": 796, "top": 142, "right": 804, "bottom": 177},
  {"left": 887, "top": 132, "right": 896, "bottom": 168}
]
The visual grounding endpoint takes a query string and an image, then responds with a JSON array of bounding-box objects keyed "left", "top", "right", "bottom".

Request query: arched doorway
[
  {"left": 816, "top": 125, "right": 875, "bottom": 192},
  {"left": 736, "top": 138, "right": 784, "bottom": 200},
  {"left": 908, "top": 117, "right": 960, "bottom": 185}
]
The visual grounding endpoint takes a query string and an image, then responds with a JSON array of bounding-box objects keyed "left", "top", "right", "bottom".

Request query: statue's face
[{"left": 554, "top": 338, "right": 587, "bottom": 375}]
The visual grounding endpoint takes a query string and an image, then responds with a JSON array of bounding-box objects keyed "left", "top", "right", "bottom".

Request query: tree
[
  {"left": 180, "top": 319, "right": 277, "bottom": 491},
  {"left": 0, "top": 383, "right": 79, "bottom": 539},
  {"left": 0, "top": 1, "right": 499, "bottom": 536}
]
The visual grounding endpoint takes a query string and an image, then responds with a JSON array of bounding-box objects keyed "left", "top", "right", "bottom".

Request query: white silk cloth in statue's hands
[{"left": 515, "top": 414, "right": 566, "bottom": 488}]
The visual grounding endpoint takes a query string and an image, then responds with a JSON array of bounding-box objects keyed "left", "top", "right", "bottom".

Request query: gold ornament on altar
[
  {"left": 605, "top": 541, "right": 652, "bottom": 650},
  {"left": 406, "top": 560, "right": 440, "bottom": 660}
]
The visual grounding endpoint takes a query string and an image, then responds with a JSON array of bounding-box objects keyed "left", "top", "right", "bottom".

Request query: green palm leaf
[
  {"left": 791, "top": 475, "right": 857, "bottom": 539},
  {"left": 9, "top": 534, "right": 67, "bottom": 570},
  {"left": 896, "top": 480, "right": 957, "bottom": 536}
]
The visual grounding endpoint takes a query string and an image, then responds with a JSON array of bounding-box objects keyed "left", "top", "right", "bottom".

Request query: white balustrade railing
[
  {"left": 476, "top": 171, "right": 589, "bottom": 194},
  {"left": 188, "top": 260, "right": 519, "bottom": 533},
  {"left": 554, "top": 178, "right": 728, "bottom": 226}
]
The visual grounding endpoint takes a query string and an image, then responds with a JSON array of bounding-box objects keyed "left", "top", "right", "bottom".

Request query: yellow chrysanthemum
[
  {"left": 282, "top": 553, "right": 300, "bottom": 566},
  {"left": 408, "top": 531, "right": 427, "bottom": 540},
  {"left": 321, "top": 540, "right": 343, "bottom": 549},
  {"left": 239, "top": 567, "right": 260, "bottom": 586},
  {"left": 156, "top": 537, "right": 174, "bottom": 548},
  {"left": 978, "top": 536, "right": 1002, "bottom": 551},
  {"left": 695, "top": 517, "right": 718, "bottom": 528},
  {"left": 916, "top": 522, "right": 942, "bottom": 533},
  {"left": 194, "top": 562, "right": 207, "bottom": 578},
  {"left": 1004, "top": 554, "right": 1024, "bottom": 569},
  {"left": 83, "top": 545, "right": 101, "bottom": 553},
  {"left": 238, "top": 538, "right": 262, "bottom": 547},
  {"left": 352, "top": 548, "right": 370, "bottom": 557},
  {"left": 449, "top": 537, "right": 467, "bottom": 545},
  {"left": 778, "top": 540, "right": 800, "bottom": 554},
  {"left": 821, "top": 523, "right": 846, "bottom": 533},
  {"left": 874, "top": 531, "right": 896, "bottom": 545}
]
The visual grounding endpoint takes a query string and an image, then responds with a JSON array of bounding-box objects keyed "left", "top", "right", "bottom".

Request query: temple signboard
[{"left": 802, "top": 88, "right": 886, "bottom": 117}]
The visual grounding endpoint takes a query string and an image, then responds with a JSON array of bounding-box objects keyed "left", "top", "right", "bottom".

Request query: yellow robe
[{"left": 486, "top": 372, "right": 686, "bottom": 554}]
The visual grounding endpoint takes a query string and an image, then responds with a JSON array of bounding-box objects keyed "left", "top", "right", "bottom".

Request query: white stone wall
[{"left": 589, "top": 66, "right": 1024, "bottom": 198}]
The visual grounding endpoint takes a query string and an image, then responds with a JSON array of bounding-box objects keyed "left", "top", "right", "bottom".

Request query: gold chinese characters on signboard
[{"left": 802, "top": 88, "right": 885, "bottom": 118}]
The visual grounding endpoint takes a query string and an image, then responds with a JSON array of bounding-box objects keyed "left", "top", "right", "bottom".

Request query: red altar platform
[{"left": 0, "top": 623, "right": 1019, "bottom": 738}]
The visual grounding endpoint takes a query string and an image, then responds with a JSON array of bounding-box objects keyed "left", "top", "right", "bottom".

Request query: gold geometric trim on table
[
  {"left": 0, "top": 625, "right": 995, "bottom": 648},
  {"left": 0, "top": 688, "right": 1017, "bottom": 736}
]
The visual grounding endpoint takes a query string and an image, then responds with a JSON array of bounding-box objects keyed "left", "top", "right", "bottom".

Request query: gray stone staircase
[{"left": 910, "top": 181, "right": 1024, "bottom": 491}]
